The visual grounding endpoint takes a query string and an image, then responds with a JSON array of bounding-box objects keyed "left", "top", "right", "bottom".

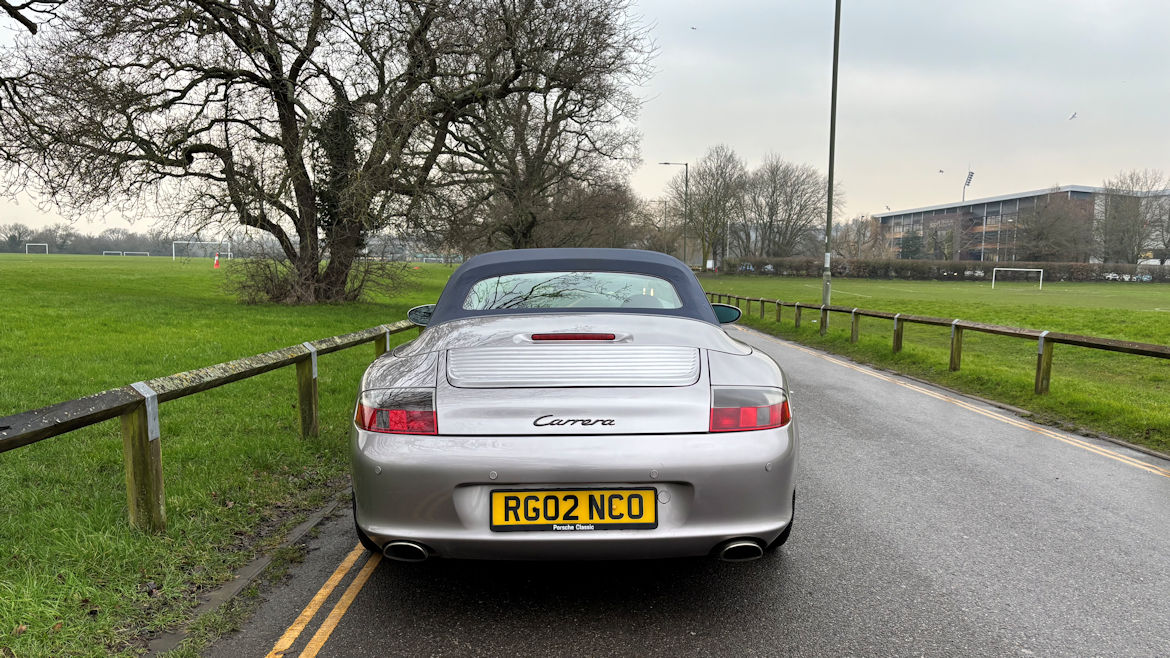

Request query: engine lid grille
[{"left": 446, "top": 345, "right": 701, "bottom": 388}]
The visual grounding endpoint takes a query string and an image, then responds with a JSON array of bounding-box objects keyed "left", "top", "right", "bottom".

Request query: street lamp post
[
  {"left": 822, "top": 0, "right": 842, "bottom": 306},
  {"left": 659, "top": 162, "right": 689, "bottom": 266}
]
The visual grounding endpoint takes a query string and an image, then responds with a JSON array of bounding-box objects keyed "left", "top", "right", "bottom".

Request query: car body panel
[
  {"left": 447, "top": 344, "right": 701, "bottom": 388},
  {"left": 351, "top": 423, "right": 797, "bottom": 560},
  {"left": 436, "top": 349, "right": 712, "bottom": 435},
  {"left": 392, "top": 313, "right": 752, "bottom": 358},
  {"left": 351, "top": 248, "right": 798, "bottom": 560}
]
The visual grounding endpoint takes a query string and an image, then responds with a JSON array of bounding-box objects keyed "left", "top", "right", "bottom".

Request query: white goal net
[
  {"left": 24, "top": 243, "right": 49, "bottom": 254},
  {"left": 991, "top": 267, "right": 1044, "bottom": 290}
]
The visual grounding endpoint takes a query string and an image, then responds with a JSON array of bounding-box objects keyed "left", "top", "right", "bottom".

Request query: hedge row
[{"left": 722, "top": 257, "right": 1170, "bottom": 282}]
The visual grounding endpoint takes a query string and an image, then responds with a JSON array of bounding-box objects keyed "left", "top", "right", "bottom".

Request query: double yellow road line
[
  {"left": 266, "top": 545, "right": 381, "bottom": 658},
  {"left": 741, "top": 328, "right": 1170, "bottom": 480}
]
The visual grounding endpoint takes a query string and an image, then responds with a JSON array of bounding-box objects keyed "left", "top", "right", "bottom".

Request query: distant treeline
[
  {"left": 725, "top": 256, "right": 1170, "bottom": 283},
  {"left": 0, "top": 223, "right": 225, "bottom": 256}
]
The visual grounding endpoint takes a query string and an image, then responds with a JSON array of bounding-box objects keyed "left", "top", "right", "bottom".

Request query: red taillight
[
  {"left": 710, "top": 387, "right": 790, "bottom": 432},
  {"left": 355, "top": 389, "right": 437, "bottom": 435},
  {"left": 531, "top": 333, "right": 616, "bottom": 341}
]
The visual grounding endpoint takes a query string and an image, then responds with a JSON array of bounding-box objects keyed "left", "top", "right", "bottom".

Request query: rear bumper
[{"left": 351, "top": 423, "right": 798, "bottom": 560}]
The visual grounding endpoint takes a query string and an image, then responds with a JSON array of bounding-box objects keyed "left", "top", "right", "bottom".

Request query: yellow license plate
[{"left": 490, "top": 488, "right": 657, "bottom": 532}]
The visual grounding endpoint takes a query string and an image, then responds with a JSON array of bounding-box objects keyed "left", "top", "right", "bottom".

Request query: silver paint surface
[
  {"left": 447, "top": 344, "right": 700, "bottom": 388},
  {"left": 352, "top": 312, "right": 797, "bottom": 560}
]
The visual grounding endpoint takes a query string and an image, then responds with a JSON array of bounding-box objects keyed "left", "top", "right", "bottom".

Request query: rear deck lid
[{"left": 446, "top": 344, "right": 701, "bottom": 388}]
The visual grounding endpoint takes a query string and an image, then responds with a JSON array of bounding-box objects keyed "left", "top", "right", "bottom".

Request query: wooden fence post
[
  {"left": 374, "top": 327, "right": 390, "bottom": 359},
  {"left": 122, "top": 382, "right": 166, "bottom": 533},
  {"left": 759, "top": 298, "right": 766, "bottom": 319},
  {"left": 297, "top": 342, "right": 320, "bottom": 438},
  {"left": 850, "top": 308, "right": 860, "bottom": 343},
  {"left": 892, "top": 313, "right": 904, "bottom": 353},
  {"left": 949, "top": 320, "right": 964, "bottom": 371},
  {"left": 1035, "top": 331, "right": 1054, "bottom": 394},
  {"left": 819, "top": 305, "right": 828, "bottom": 336},
  {"left": 794, "top": 305, "right": 803, "bottom": 329},
  {"left": 775, "top": 301, "right": 782, "bottom": 323}
]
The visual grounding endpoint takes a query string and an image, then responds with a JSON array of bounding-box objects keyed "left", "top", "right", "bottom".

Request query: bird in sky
[
  {"left": 690, "top": 26, "right": 697, "bottom": 30},
  {"left": 938, "top": 169, "right": 945, "bottom": 174},
  {"left": 1068, "top": 112, "right": 1078, "bottom": 120},
  {"left": 885, "top": 205, "right": 891, "bottom": 211}
]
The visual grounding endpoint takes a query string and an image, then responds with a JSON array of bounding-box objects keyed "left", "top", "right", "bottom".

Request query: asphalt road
[{"left": 205, "top": 326, "right": 1170, "bottom": 657}]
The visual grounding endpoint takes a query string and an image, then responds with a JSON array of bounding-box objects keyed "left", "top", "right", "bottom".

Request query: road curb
[
  {"left": 145, "top": 488, "right": 352, "bottom": 655},
  {"left": 734, "top": 325, "right": 1170, "bottom": 465}
]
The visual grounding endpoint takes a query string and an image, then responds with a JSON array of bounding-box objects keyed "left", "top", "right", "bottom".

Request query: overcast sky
[
  {"left": 632, "top": 0, "right": 1170, "bottom": 214},
  {"left": 3, "top": 0, "right": 1169, "bottom": 231}
]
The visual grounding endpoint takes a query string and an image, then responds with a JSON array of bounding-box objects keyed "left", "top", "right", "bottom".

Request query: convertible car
[{"left": 351, "top": 248, "right": 798, "bottom": 562}]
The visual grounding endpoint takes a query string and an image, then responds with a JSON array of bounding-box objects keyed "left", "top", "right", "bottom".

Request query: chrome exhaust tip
[
  {"left": 716, "top": 539, "right": 765, "bottom": 562},
  {"left": 383, "top": 541, "right": 429, "bottom": 562}
]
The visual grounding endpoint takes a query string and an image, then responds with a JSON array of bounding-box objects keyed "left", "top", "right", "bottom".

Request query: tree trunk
[{"left": 320, "top": 226, "right": 363, "bottom": 301}]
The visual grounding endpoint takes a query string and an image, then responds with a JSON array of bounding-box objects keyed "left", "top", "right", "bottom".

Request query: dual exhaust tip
[
  {"left": 383, "top": 541, "right": 429, "bottom": 562},
  {"left": 384, "top": 538, "right": 765, "bottom": 562},
  {"left": 715, "top": 539, "right": 765, "bottom": 562}
]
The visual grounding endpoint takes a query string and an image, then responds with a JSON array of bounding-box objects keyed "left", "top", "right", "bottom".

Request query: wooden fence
[
  {"left": 707, "top": 292, "right": 1170, "bottom": 396},
  {"left": 0, "top": 320, "right": 415, "bottom": 533}
]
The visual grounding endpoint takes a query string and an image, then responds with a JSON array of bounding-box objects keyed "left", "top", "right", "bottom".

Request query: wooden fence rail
[
  {"left": 0, "top": 320, "right": 415, "bottom": 533},
  {"left": 708, "top": 292, "right": 1170, "bottom": 396}
]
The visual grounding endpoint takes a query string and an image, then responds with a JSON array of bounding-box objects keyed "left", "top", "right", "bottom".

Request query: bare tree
[
  {"left": 1096, "top": 170, "right": 1165, "bottom": 264},
  {"left": 1149, "top": 188, "right": 1170, "bottom": 265},
  {"left": 667, "top": 144, "right": 744, "bottom": 267},
  {"left": 0, "top": 221, "right": 35, "bottom": 251},
  {"left": 531, "top": 181, "right": 642, "bottom": 248},
  {"left": 735, "top": 154, "right": 834, "bottom": 258},
  {"left": 834, "top": 215, "right": 891, "bottom": 260},
  {"left": 0, "top": 0, "right": 64, "bottom": 34},
  {"left": 0, "top": 0, "right": 650, "bottom": 302},
  {"left": 1015, "top": 188, "right": 1093, "bottom": 262},
  {"left": 0, "top": 0, "right": 66, "bottom": 111},
  {"left": 444, "top": 18, "right": 648, "bottom": 251}
]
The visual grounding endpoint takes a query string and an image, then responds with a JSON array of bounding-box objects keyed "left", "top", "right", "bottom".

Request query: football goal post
[
  {"left": 992, "top": 267, "right": 1044, "bottom": 290},
  {"left": 103, "top": 251, "right": 123, "bottom": 256},
  {"left": 123, "top": 251, "right": 150, "bottom": 256},
  {"left": 24, "top": 243, "right": 48, "bottom": 254},
  {"left": 172, "top": 241, "right": 232, "bottom": 260}
]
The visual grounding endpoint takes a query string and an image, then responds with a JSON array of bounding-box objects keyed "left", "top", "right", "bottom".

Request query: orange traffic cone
[{"left": 213, "top": 252, "right": 220, "bottom": 269}]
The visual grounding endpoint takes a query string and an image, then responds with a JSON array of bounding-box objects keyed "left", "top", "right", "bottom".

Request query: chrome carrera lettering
[{"left": 533, "top": 415, "right": 616, "bottom": 427}]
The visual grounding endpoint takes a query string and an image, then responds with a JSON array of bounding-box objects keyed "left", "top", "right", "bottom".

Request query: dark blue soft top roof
[{"left": 427, "top": 248, "right": 718, "bottom": 327}]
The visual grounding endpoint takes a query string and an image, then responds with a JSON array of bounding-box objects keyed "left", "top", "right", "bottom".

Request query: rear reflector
[
  {"left": 710, "top": 386, "right": 790, "bottom": 432},
  {"left": 531, "top": 333, "right": 616, "bottom": 341},
  {"left": 355, "top": 388, "right": 437, "bottom": 435}
]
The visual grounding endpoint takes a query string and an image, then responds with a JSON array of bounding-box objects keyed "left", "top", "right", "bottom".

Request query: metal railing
[
  {"left": 0, "top": 320, "right": 415, "bottom": 533},
  {"left": 707, "top": 292, "right": 1170, "bottom": 396}
]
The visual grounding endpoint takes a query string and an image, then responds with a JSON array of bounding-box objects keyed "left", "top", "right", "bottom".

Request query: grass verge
[
  {"left": 0, "top": 254, "right": 451, "bottom": 657},
  {"left": 700, "top": 275, "right": 1170, "bottom": 453}
]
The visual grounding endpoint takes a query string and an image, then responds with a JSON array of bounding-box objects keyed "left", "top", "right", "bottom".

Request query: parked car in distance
[{"left": 351, "top": 248, "right": 798, "bottom": 563}]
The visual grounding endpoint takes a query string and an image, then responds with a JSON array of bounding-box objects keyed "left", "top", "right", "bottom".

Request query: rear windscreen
[{"left": 463, "top": 271, "right": 683, "bottom": 311}]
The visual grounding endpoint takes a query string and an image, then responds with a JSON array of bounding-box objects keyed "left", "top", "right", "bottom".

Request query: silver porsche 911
[{"left": 351, "top": 248, "right": 798, "bottom": 562}]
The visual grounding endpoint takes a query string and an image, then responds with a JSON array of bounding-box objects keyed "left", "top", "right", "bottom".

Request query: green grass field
[
  {"left": 698, "top": 274, "right": 1170, "bottom": 452},
  {"left": 0, "top": 256, "right": 1166, "bottom": 655},
  {"left": 0, "top": 254, "right": 451, "bottom": 656}
]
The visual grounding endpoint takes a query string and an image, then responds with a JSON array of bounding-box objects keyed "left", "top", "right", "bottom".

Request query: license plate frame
[{"left": 489, "top": 487, "right": 658, "bottom": 532}]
